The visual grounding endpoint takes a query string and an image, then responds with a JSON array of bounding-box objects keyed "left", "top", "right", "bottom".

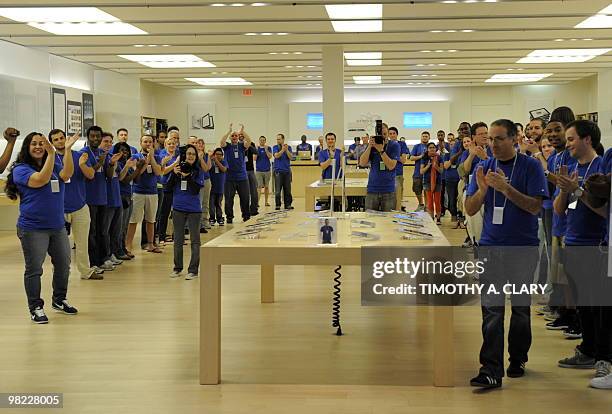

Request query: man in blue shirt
[
  {"left": 348, "top": 137, "right": 360, "bottom": 160},
  {"left": 314, "top": 136, "right": 324, "bottom": 160},
  {"left": 273, "top": 133, "right": 294, "bottom": 210},
  {"left": 389, "top": 127, "right": 408, "bottom": 211},
  {"left": 297, "top": 135, "right": 312, "bottom": 159},
  {"left": 554, "top": 121, "right": 609, "bottom": 383},
  {"left": 116, "top": 128, "right": 138, "bottom": 155},
  {"left": 410, "top": 131, "right": 430, "bottom": 211},
  {"left": 359, "top": 123, "right": 400, "bottom": 211},
  {"left": 465, "top": 119, "right": 547, "bottom": 388},
  {"left": 318, "top": 132, "right": 343, "bottom": 180},
  {"left": 220, "top": 124, "right": 252, "bottom": 223},
  {"left": 436, "top": 130, "right": 450, "bottom": 216},
  {"left": 254, "top": 136, "right": 273, "bottom": 207}
]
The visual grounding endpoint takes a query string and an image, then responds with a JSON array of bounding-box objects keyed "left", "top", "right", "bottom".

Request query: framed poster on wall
[
  {"left": 51, "top": 87, "right": 66, "bottom": 131},
  {"left": 67, "top": 101, "right": 82, "bottom": 136},
  {"left": 82, "top": 92, "right": 94, "bottom": 134}
]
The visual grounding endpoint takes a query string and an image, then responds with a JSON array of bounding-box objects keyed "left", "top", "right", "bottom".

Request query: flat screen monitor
[
  {"left": 403, "top": 112, "right": 433, "bottom": 129},
  {"left": 307, "top": 112, "right": 324, "bottom": 130}
]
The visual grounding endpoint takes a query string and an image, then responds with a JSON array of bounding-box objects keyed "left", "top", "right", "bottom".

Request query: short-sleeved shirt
[
  {"left": 297, "top": 143, "right": 312, "bottom": 153},
  {"left": 367, "top": 140, "right": 400, "bottom": 194},
  {"left": 459, "top": 146, "right": 493, "bottom": 185},
  {"left": 564, "top": 156, "right": 606, "bottom": 246},
  {"left": 321, "top": 225, "right": 334, "bottom": 243},
  {"left": 13, "top": 161, "right": 65, "bottom": 230},
  {"left": 201, "top": 153, "right": 210, "bottom": 180},
  {"left": 256, "top": 146, "right": 272, "bottom": 172},
  {"left": 224, "top": 143, "right": 248, "bottom": 181},
  {"left": 173, "top": 169, "right": 205, "bottom": 213},
  {"left": 549, "top": 150, "right": 578, "bottom": 237},
  {"left": 245, "top": 145, "right": 257, "bottom": 172},
  {"left": 273, "top": 145, "right": 293, "bottom": 173},
  {"left": 395, "top": 140, "right": 409, "bottom": 177},
  {"left": 158, "top": 149, "right": 179, "bottom": 187},
  {"left": 466, "top": 153, "right": 548, "bottom": 246},
  {"left": 319, "top": 148, "right": 343, "bottom": 179},
  {"left": 132, "top": 152, "right": 162, "bottom": 195},
  {"left": 443, "top": 152, "right": 460, "bottom": 182},
  {"left": 410, "top": 143, "right": 428, "bottom": 178},
  {"left": 106, "top": 159, "right": 122, "bottom": 208},
  {"left": 58, "top": 151, "right": 87, "bottom": 214},
  {"left": 117, "top": 159, "right": 134, "bottom": 197},
  {"left": 600, "top": 148, "right": 611, "bottom": 245},
  {"left": 210, "top": 159, "right": 228, "bottom": 194},
  {"left": 82, "top": 147, "right": 108, "bottom": 206}
]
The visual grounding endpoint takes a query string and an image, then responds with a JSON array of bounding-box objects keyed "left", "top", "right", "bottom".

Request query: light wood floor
[{"left": 0, "top": 197, "right": 610, "bottom": 413}]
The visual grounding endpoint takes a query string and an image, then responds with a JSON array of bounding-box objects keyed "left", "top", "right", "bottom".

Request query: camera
[
  {"left": 373, "top": 119, "right": 384, "bottom": 145},
  {"left": 180, "top": 161, "right": 193, "bottom": 174}
]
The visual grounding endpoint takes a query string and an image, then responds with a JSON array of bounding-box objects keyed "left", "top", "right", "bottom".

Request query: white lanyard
[
  {"left": 554, "top": 150, "right": 567, "bottom": 174},
  {"left": 573, "top": 156, "right": 598, "bottom": 187},
  {"left": 492, "top": 154, "right": 519, "bottom": 209}
]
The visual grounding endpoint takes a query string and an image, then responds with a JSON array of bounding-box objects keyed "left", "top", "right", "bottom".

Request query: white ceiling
[{"left": 1, "top": 0, "right": 611, "bottom": 89}]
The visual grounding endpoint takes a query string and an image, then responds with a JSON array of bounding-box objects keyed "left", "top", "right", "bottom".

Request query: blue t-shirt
[
  {"left": 549, "top": 150, "right": 578, "bottom": 237},
  {"left": 348, "top": 143, "right": 357, "bottom": 154},
  {"left": 117, "top": 159, "right": 133, "bottom": 197},
  {"left": 422, "top": 154, "right": 443, "bottom": 189},
  {"left": 564, "top": 156, "right": 606, "bottom": 246},
  {"left": 367, "top": 140, "right": 401, "bottom": 193},
  {"left": 106, "top": 159, "right": 122, "bottom": 208},
  {"left": 13, "top": 161, "right": 65, "bottom": 231},
  {"left": 297, "top": 143, "right": 312, "bottom": 153},
  {"left": 256, "top": 146, "right": 272, "bottom": 172},
  {"left": 58, "top": 151, "right": 87, "bottom": 214},
  {"left": 132, "top": 152, "right": 161, "bottom": 195},
  {"left": 318, "top": 148, "right": 343, "bottom": 179},
  {"left": 173, "top": 169, "right": 205, "bottom": 213},
  {"left": 395, "top": 140, "right": 409, "bottom": 177},
  {"left": 600, "top": 148, "right": 611, "bottom": 245},
  {"left": 410, "top": 143, "right": 428, "bottom": 178},
  {"left": 443, "top": 152, "right": 460, "bottom": 182},
  {"left": 201, "top": 153, "right": 210, "bottom": 180},
  {"left": 224, "top": 143, "right": 247, "bottom": 181},
  {"left": 210, "top": 159, "right": 228, "bottom": 194},
  {"left": 82, "top": 147, "right": 108, "bottom": 206},
  {"left": 459, "top": 146, "right": 492, "bottom": 185},
  {"left": 273, "top": 145, "right": 293, "bottom": 173},
  {"left": 466, "top": 153, "right": 548, "bottom": 246},
  {"left": 158, "top": 149, "right": 179, "bottom": 186}
]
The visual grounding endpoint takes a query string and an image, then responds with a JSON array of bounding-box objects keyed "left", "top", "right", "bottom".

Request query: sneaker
[
  {"left": 170, "top": 271, "right": 182, "bottom": 278},
  {"left": 436, "top": 218, "right": 442, "bottom": 225},
  {"left": 88, "top": 273, "right": 104, "bottom": 280},
  {"left": 227, "top": 218, "right": 233, "bottom": 224},
  {"left": 117, "top": 254, "right": 132, "bottom": 261},
  {"left": 209, "top": 218, "right": 216, "bottom": 226},
  {"left": 81, "top": 268, "right": 95, "bottom": 280},
  {"left": 200, "top": 227, "right": 208, "bottom": 234},
  {"left": 462, "top": 239, "right": 473, "bottom": 248},
  {"left": 287, "top": 206, "right": 294, "bottom": 210},
  {"left": 275, "top": 206, "right": 281, "bottom": 211},
  {"left": 218, "top": 219, "right": 225, "bottom": 227},
  {"left": 590, "top": 372, "right": 612, "bottom": 389},
  {"left": 110, "top": 255, "right": 123, "bottom": 265},
  {"left": 100, "top": 262, "right": 115, "bottom": 271},
  {"left": 593, "top": 360, "right": 612, "bottom": 378},
  {"left": 30, "top": 307, "right": 48, "bottom": 324},
  {"left": 185, "top": 273, "right": 199, "bottom": 280},
  {"left": 470, "top": 373, "right": 502, "bottom": 389},
  {"left": 507, "top": 361, "right": 526, "bottom": 378},
  {"left": 52, "top": 300, "right": 78, "bottom": 315},
  {"left": 546, "top": 317, "right": 570, "bottom": 330},
  {"left": 203, "top": 223, "right": 212, "bottom": 230},
  {"left": 544, "top": 311, "right": 560, "bottom": 321},
  {"left": 536, "top": 306, "right": 552, "bottom": 316},
  {"left": 558, "top": 347, "right": 596, "bottom": 369},
  {"left": 563, "top": 326, "right": 582, "bottom": 339},
  {"left": 93, "top": 266, "right": 105, "bottom": 275}
]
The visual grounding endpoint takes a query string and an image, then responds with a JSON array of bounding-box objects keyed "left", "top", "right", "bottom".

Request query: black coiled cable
[{"left": 332, "top": 265, "right": 343, "bottom": 336}]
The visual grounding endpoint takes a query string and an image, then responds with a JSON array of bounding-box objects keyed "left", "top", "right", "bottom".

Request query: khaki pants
[
  {"left": 200, "top": 179, "right": 211, "bottom": 226},
  {"left": 462, "top": 182, "right": 483, "bottom": 242},
  {"left": 64, "top": 205, "right": 91, "bottom": 278},
  {"left": 551, "top": 236, "right": 568, "bottom": 284},
  {"left": 395, "top": 175, "right": 404, "bottom": 210}
]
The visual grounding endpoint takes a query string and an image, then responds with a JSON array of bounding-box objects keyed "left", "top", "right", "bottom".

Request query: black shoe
[
  {"left": 218, "top": 219, "right": 225, "bottom": 226},
  {"left": 275, "top": 206, "right": 281, "bottom": 211},
  {"left": 52, "top": 300, "right": 78, "bottom": 315},
  {"left": 200, "top": 227, "right": 208, "bottom": 234},
  {"left": 227, "top": 218, "right": 233, "bottom": 224},
  {"left": 251, "top": 211, "right": 259, "bottom": 216},
  {"left": 470, "top": 373, "right": 502, "bottom": 389},
  {"left": 287, "top": 206, "right": 294, "bottom": 210},
  {"left": 507, "top": 361, "right": 525, "bottom": 378},
  {"left": 563, "top": 326, "right": 582, "bottom": 339},
  {"left": 546, "top": 317, "right": 570, "bottom": 330},
  {"left": 30, "top": 307, "right": 49, "bottom": 324}
]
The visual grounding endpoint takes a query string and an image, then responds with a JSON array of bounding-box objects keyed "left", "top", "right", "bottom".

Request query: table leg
[
  {"left": 305, "top": 189, "right": 315, "bottom": 212},
  {"left": 433, "top": 306, "right": 454, "bottom": 387},
  {"left": 261, "top": 264, "right": 275, "bottom": 303},
  {"left": 200, "top": 257, "right": 221, "bottom": 385}
]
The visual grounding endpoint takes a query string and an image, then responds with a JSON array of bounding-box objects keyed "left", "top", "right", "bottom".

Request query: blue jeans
[
  {"left": 365, "top": 192, "right": 396, "bottom": 212},
  {"left": 17, "top": 227, "right": 71, "bottom": 311}
]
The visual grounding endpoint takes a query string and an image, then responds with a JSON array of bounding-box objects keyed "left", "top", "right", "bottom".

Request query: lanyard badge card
[
  {"left": 50, "top": 179, "right": 60, "bottom": 193},
  {"left": 181, "top": 180, "right": 188, "bottom": 191}
]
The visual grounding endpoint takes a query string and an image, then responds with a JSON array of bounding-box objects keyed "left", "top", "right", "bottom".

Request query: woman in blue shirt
[
  {"left": 5, "top": 131, "right": 79, "bottom": 323},
  {"left": 166, "top": 145, "right": 205, "bottom": 279}
]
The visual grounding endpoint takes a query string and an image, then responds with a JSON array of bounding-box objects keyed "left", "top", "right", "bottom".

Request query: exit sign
[{"left": 242, "top": 89, "right": 253, "bottom": 96}]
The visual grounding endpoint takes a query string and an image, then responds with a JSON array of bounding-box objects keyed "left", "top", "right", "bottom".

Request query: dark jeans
[
  {"left": 173, "top": 210, "right": 202, "bottom": 274},
  {"left": 88, "top": 204, "right": 107, "bottom": 267},
  {"left": 365, "top": 192, "right": 395, "bottom": 212},
  {"left": 446, "top": 180, "right": 459, "bottom": 217},
  {"left": 539, "top": 208, "right": 553, "bottom": 286},
  {"left": 120, "top": 195, "right": 132, "bottom": 256},
  {"left": 225, "top": 179, "right": 251, "bottom": 221},
  {"left": 158, "top": 190, "right": 174, "bottom": 240},
  {"left": 247, "top": 170, "right": 259, "bottom": 215},
  {"left": 17, "top": 227, "right": 71, "bottom": 311},
  {"left": 209, "top": 192, "right": 224, "bottom": 222},
  {"left": 274, "top": 171, "right": 293, "bottom": 208},
  {"left": 565, "top": 246, "right": 612, "bottom": 362},
  {"left": 103, "top": 206, "right": 123, "bottom": 259},
  {"left": 478, "top": 246, "right": 539, "bottom": 378},
  {"left": 440, "top": 179, "right": 446, "bottom": 215}
]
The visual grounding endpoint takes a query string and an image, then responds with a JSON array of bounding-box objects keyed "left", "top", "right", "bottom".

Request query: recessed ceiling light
[
  {"left": 294, "top": 52, "right": 303, "bottom": 54},
  {"left": 307, "top": 65, "right": 316, "bottom": 68},
  {"left": 211, "top": 3, "right": 227, "bottom": 6},
  {"left": 430, "top": 30, "right": 443, "bottom": 33},
  {"left": 269, "top": 52, "right": 278, "bottom": 55},
  {"left": 421, "top": 50, "right": 432, "bottom": 53},
  {"left": 417, "top": 64, "right": 425, "bottom": 67},
  {"left": 317, "top": 75, "right": 322, "bottom": 78},
  {"left": 445, "top": 30, "right": 457, "bottom": 33},
  {"left": 118, "top": 54, "right": 216, "bottom": 68},
  {"left": 281, "top": 52, "right": 290, "bottom": 55},
  {"left": 134, "top": 44, "right": 144, "bottom": 47},
  {"left": 244, "top": 32, "right": 256, "bottom": 35},
  {"left": 296, "top": 65, "right": 304, "bottom": 68},
  {"left": 261, "top": 32, "right": 272, "bottom": 35},
  {"left": 162, "top": 44, "right": 170, "bottom": 47},
  {"left": 461, "top": 29, "right": 475, "bottom": 32},
  {"left": 485, "top": 73, "right": 553, "bottom": 83},
  {"left": 276, "top": 32, "right": 289, "bottom": 35},
  {"left": 251, "top": 3, "right": 270, "bottom": 6},
  {"left": 435, "top": 50, "right": 444, "bottom": 52},
  {"left": 583, "top": 38, "right": 593, "bottom": 41},
  {"left": 186, "top": 77, "right": 252, "bottom": 86},
  {"left": 231, "top": 3, "right": 245, "bottom": 6},
  {"left": 554, "top": 39, "right": 564, "bottom": 41},
  {"left": 464, "top": 0, "right": 478, "bottom": 3},
  {"left": 517, "top": 48, "right": 611, "bottom": 63},
  {"left": 344, "top": 52, "right": 382, "bottom": 66},
  {"left": 442, "top": 1, "right": 457, "bottom": 3},
  {"left": 448, "top": 49, "right": 457, "bottom": 52},
  {"left": 285, "top": 65, "right": 294, "bottom": 68},
  {"left": 147, "top": 44, "right": 158, "bottom": 47},
  {"left": 353, "top": 75, "right": 382, "bottom": 84},
  {"left": 575, "top": 5, "right": 612, "bottom": 28},
  {"left": 31, "top": 21, "right": 146, "bottom": 36},
  {"left": 325, "top": 4, "right": 383, "bottom": 33}
]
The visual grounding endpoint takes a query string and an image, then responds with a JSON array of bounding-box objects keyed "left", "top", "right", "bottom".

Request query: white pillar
[
  {"left": 322, "top": 46, "right": 344, "bottom": 141},
  {"left": 597, "top": 69, "right": 612, "bottom": 148}
]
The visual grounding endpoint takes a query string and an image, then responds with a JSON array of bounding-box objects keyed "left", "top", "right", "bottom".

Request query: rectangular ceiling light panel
[
  {"left": 575, "top": 4, "right": 612, "bottom": 28},
  {"left": 353, "top": 75, "right": 382, "bottom": 84},
  {"left": 344, "top": 52, "right": 382, "bottom": 66},
  {"left": 325, "top": 4, "right": 382, "bottom": 32},
  {"left": 517, "top": 49, "right": 611, "bottom": 63},
  {"left": 186, "top": 77, "right": 252, "bottom": 86},
  {"left": 485, "top": 73, "right": 553, "bottom": 83},
  {"left": 119, "top": 54, "right": 215, "bottom": 68}
]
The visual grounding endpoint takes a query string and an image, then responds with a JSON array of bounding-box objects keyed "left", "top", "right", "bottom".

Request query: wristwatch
[{"left": 572, "top": 187, "right": 584, "bottom": 199}]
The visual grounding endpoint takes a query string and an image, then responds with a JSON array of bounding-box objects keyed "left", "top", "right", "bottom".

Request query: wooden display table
[
  {"left": 304, "top": 178, "right": 368, "bottom": 212},
  {"left": 200, "top": 212, "right": 454, "bottom": 387}
]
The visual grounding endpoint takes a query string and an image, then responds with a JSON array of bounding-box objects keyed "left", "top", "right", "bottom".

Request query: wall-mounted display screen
[
  {"left": 403, "top": 112, "right": 433, "bottom": 129},
  {"left": 306, "top": 112, "right": 324, "bottom": 130}
]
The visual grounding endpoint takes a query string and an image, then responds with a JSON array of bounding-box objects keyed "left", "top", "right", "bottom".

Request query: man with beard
[{"left": 526, "top": 118, "right": 546, "bottom": 143}]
